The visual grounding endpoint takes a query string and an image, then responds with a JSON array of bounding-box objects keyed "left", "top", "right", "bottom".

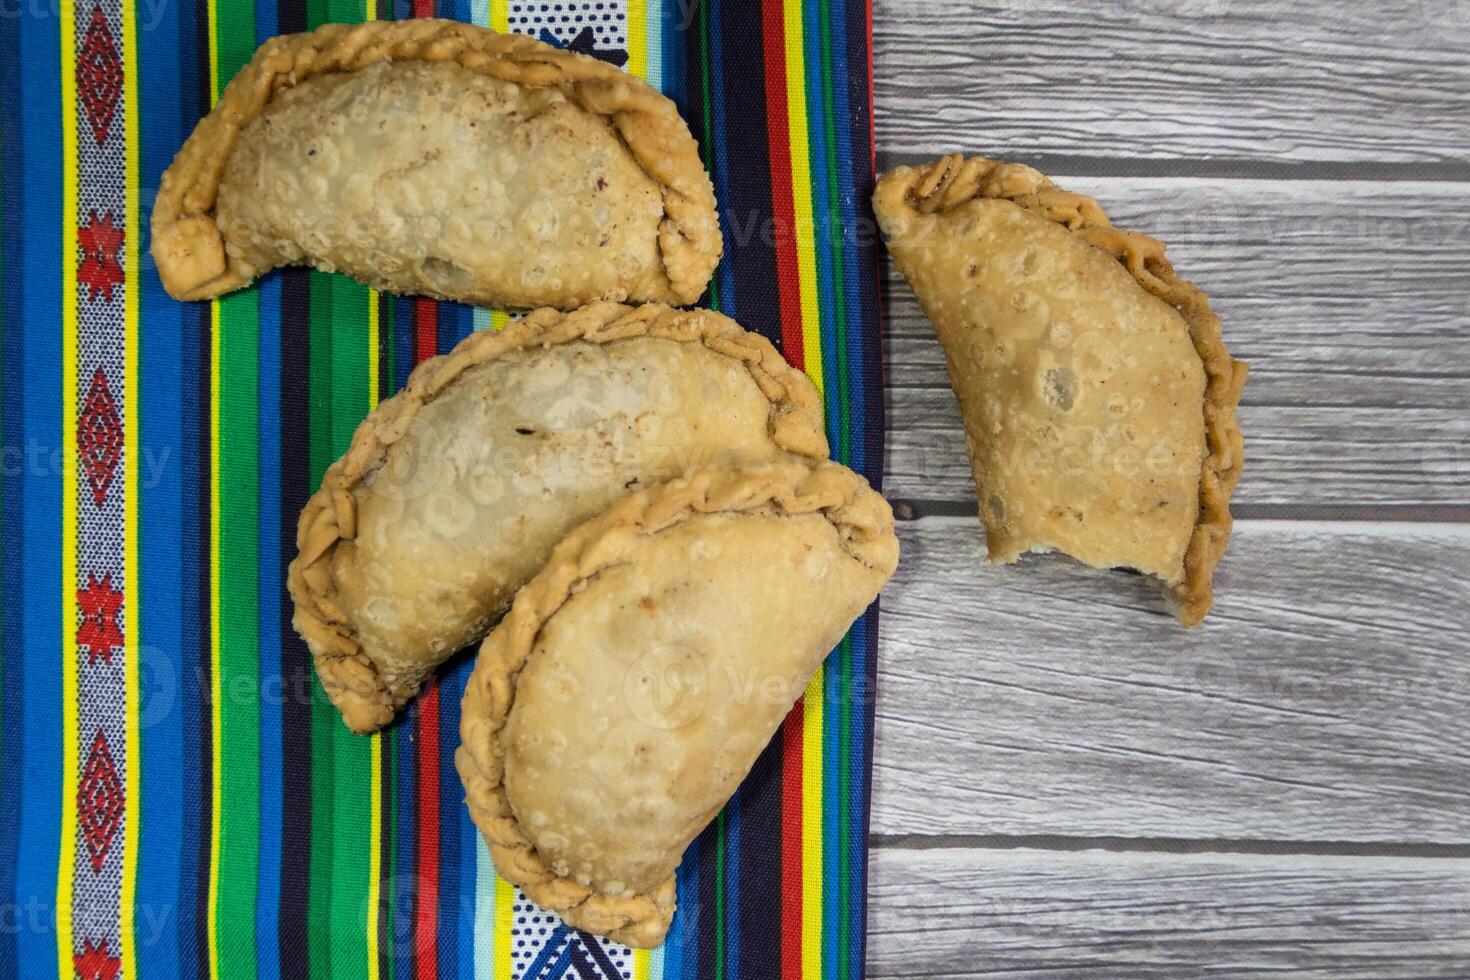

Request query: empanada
[
  {"left": 151, "top": 19, "right": 720, "bottom": 308},
  {"left": 288, "top": 303, "right": 828, "bottom": 732},
  {"left": 456, "top": 460, "right": 898, "bottom": 947},
  {"left": 873, "top": 155, "right": 1246, "bottom": 624}
]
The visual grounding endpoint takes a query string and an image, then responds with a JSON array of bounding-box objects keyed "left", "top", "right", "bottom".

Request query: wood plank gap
[
  {"left": 874, "top": 153, "right": 1470, "bottom": 183},
  {"left": 887, "top": 500, "right": 1470, "bottom": 524},
  {"left": 871, "top": 834, "right": 1470, "bottom": 859}
]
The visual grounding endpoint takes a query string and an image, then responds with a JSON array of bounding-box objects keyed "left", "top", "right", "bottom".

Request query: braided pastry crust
[
  {"left": 457, "top": 460, "right": 897, "bottom": 947},
  {"left": 288, "top": 302, "right": 828, "bottom": 732}
]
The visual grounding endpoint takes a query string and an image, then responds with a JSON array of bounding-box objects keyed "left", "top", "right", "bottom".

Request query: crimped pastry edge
[
  {"left": 454, "top": 459, "right": 898, "bottom": 947},
  {"left": 286, "top": 301, "right": 830, "bottom": 733},
  {"left": 873, "top": 154, "right": 1247, "bottom": 626},
  {"left": 150, "top": 18, "right": 720, "bottom": 306}
]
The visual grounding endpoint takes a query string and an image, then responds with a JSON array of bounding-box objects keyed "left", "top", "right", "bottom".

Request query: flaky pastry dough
[
  {"left": 288, "top": 302, "right": 829, "bottom": 733},
  {"left": 151, "top": 19, "right": 720, "bottom": 307},
  {"left": 456, "top": 460, "right": 898, "bottom": 947},
  {"left": 874, "top": 155, "right": 1246, "bottom": 625}
]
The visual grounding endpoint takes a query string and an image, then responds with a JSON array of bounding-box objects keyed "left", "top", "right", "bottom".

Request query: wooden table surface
[{"left": 863, "top": 2, "right": 1470, "bottom": 975}]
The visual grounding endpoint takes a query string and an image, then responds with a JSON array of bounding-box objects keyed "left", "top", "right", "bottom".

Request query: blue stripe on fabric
[
  {"left": 0, "top": 5, "right": 26, "bottom": 975},
  {"left": 134, "top": 0, "right": 191, "bottom": 971},
  {"left": 250, "top": 17, "right": 281, "bottom": 980},
  {"left": 823, "top": 652, "right": 842, "bottom": 980},
  {"left": 658, "top": 0, "right": 685, "bottom": 107},
  {"left": 722, "top": 785, "right": 740, "bottom": 980},
  {"left": 14, "top": 7, "right": 63, "bottom": 978},
  {"left": 831, "top": 0, "right": 866, "bottom": 481},
  {"left": 392, "top": 296, "right": 413, "bottom": 392},
  {"left": 434, "top": 660, "right": 465, "bottom": 978},
  {"left": 847, "top": 611, "right": 874, "bottom": 978},
  {"left": 390, "top": 296, "right": 415, "bottom": 980},
  {"left": 665, "top": 834, "right": 697, "bottom": 980},
  {"left": 442, "top": 658, "right": 476, "bottom": 980},
  {"left": 835, "top": 4, "right": 879, "bottom": 973}
]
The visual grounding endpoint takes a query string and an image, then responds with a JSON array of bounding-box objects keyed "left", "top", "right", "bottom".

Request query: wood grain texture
[
  {"left": 872, "top": 0, "right": 1470, "bottom": 166},
  {"left": 870, "top": 518, "right": 1470, "bottom": 841},
  {"left": 880, "top": 178, "right": 1470, "bottom": 505},
  {"left": 867, "top": 847, "right": 1470, "bottom": 978}
]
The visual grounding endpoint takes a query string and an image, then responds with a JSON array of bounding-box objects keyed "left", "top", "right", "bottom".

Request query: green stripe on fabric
[
  {"left": 325, "top": 275, "right": 376, "bottom": 980},
  {"left": 697, "top": 0, "right": 719, "bottom": 313},
  {"left": 816, "top": 0, "right": 851, "bottom": 466},
  {"left": 714, "top": 810, "right": 726, "bottom": 980},
  {"left": 212, "top": 0, "right": 261, "bottom": 972},
  {"left": 814, "top": 5, "right": 855, "bottom": 974},
  {"left": 315, "top": 2, "right": 377, "bottom": 971}
]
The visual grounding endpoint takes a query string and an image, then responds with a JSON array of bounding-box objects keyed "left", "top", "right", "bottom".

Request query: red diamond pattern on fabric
[
  {"left": 78, "top": 210, "right": 124, "bottom": 304},
  {"left": 78, "top": 729, "right": 124, "bottom": 872},
  {"left": 73, "top": 937, "right": 121, "bottom": 980},
  {"left": 78, "top": 366, "right": 122, "bottom": 506},
  {"left": 78, "top": 5, "right": 122, "bottom": 145},
  {"left": 78, "top": 572, "right": 124, "bottom": 664}
]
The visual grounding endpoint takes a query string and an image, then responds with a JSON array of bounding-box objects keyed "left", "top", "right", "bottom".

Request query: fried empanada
[
  {"left": 288, "top": 303, "right": 828, "bottom": 732},
  {"left": 456, "top": 460, "right": 898, "bottom": 947},
  {"left": 151, "top": 20, "right": 720, "bottom": 308},
  {"left": 874, "top": 155, "right": 1246, "bottom": 625}
]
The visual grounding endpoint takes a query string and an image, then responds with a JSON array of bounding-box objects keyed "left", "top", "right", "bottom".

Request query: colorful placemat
[{"left": 0, "top": 1, "right": 883, "bottom": 977}]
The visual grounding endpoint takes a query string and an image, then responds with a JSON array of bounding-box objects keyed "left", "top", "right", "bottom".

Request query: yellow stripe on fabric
[
  {"left": 781, "top": 0, "right": 822, "bottom": 398},
  {"left": 361, "top": 0, "right": 383, "bottom": 968},
  {"left": 492, "top": 874, "right": 516, "bottom": 976},
  {"left": 207, "top": 291, "right": 222, "bottom": 980},
  {"left": 780, "top": 0, "right": 826, "bottom": 970},
  {"left": 623, "top": 17, "right": 651, "bottom": 974},
  {"left": 489, "top": 0, "right": 507, "bottom": 34},
  {"left": 206, "top": 0, "right": 220, "bottom": 99},
  {"left": 365, "top": 734, "right": 382, "bottom": 979},
  {"left": 121, "top": 0, "right": 142, "bottom": 970},
  {"left": 56, "top": 0, "right": 81, "bottom": 973},
  {"left": 801, "top": 665, "right": 824, "bottom": 980},
  {"left": 367, "top": 295, "right": 380, "bottom": 407},
  {"left": 626, "top": 0, "right": 647, "bottom": 81}
]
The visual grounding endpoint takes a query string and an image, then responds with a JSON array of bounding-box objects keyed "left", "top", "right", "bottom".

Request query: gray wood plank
[
  {"left": 880, "top": 178, "right": 1470, "bottom": 506},
  {"left": 867, "top": 847, "right": 1470, "bottom": 978},
  {"left": 870, "top": 518, "right": 1470, "bottom": 841},
  {"left": 873, "top": 0, "right": 1470, "bottom": 167}
]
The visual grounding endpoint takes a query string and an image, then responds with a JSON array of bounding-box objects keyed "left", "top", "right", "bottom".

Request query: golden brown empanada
[
  {"left": 288, "top": 303, "right": 828, "bottom": 732},
  {"left": 456, "top": 460, "right": 898, "bottom": 947},
  {"left": 151, "top": 19, "right": 720, "bottom": 308},
  {"left": 873, "top": 155, "right": 1246, "bottom": 625}
]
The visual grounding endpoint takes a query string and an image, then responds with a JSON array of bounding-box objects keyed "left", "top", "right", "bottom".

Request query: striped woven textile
[{"left": 0, "top": 1, "right": 883, "bottom": 978}]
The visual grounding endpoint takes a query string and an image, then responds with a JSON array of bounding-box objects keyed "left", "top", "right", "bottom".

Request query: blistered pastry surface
[
  {"left": 886, "top": 198, "right": 1206, "bottom": 584},
  {"left": 150, "top": 19, "right": 721, "bottom": 306},
  {"left": 336, "top": 337, "right": 784, "bottom": 683},
  {"left": 504, "top": 511, "right": 878, "bottom": 897},
  {"left": 874, "top": 154, "right": 1246, "bottom": 624},
  {"left": 215, "top": 61, "right": 667, "bottom": 309}
]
